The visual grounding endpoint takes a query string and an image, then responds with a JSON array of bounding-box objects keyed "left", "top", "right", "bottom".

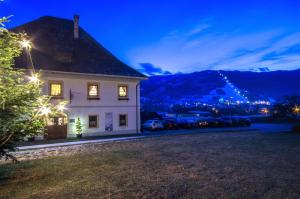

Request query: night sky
[{"left": 2, "top": 0, "right": 300, "bottom": 74}]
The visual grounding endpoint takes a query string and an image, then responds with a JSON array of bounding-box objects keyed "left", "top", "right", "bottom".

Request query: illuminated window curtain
[
  {"left": 50, "top": 83, "right": 62, "bottom": 96},
  {"left": 119, "top": 86, "right": 127, "bottom": 97},
  {"left": 88, "top": 85, "right": 98, "bottom": 97}
]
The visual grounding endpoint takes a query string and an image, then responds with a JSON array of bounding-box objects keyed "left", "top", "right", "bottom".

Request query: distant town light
[
  {"left": 260, "top": 108, "right": 269, "bottom": 115},
  {"left": 293, "top": 105, "right": 300, "bottom": 114}
]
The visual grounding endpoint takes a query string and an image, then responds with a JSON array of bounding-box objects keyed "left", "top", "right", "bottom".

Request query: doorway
[
  {"left": 46, "top": 116, "right": 68, "bottom": 139},
  {"left": 105, "top": 112, "right": 113, "bottom": 132}
]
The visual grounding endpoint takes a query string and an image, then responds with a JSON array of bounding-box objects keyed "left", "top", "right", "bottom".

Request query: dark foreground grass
[{"left": 1, "top": 132, "right": 300, "bottom": 198}]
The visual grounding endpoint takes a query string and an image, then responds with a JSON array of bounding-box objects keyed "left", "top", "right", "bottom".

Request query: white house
[{"left": 13, "top": 15, "right": 147, "bottom": 139}]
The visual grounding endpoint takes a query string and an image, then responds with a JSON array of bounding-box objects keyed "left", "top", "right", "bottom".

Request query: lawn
[{"left": 1, "top": 132, "right": 300, "bottom": 198}]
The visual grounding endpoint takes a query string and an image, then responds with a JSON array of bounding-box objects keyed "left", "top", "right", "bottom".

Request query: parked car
[
  {"left": 176, "top": 118, "right": 190, "bottom": 129},
  {"left": 219, "top": 117, "right": 234, "bottom": 127},
  {"left": 197, "top": 119, "right": 209, "bottom": 128},
  {"left": 142, "top": 120, "right": 164, "bottom": 131},
  {"left": 177, "top": 118, "right": 198, "bottom": 129},
  {"left": 186, "top": 119, "right": 198, "bottom": 128},
  {"left": 162, "top": 118, "right": 179, "bottom": 130},
  {"left": 220, "top": 116, "right": 251, "bottom": 127},
  {"left": 197, "top": 117, "right": 215, "bottom": 128},
  {"left": 234, "top": 116, "right": 251, "bottom": 126}
]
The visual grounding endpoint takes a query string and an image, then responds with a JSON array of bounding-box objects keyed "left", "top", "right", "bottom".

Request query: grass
[{"left": 1, "top": 131, "right": 300, "bottom": 198}]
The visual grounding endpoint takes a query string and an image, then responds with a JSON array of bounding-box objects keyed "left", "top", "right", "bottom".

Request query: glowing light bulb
[
  {"left": 40, "top": 106, "right": 50, "bottom": 116},
  {"left": 29, "top": 74, "right": 39, "bottom": 83},
  {"left": 57, "top": 104, "right": 66, "bottom": 112},
  {"left": 20, "top": 39, "right": 31, "bottom": 49},
  {"left": 293, "top": 105, "right": 300, "bottom": 114}
]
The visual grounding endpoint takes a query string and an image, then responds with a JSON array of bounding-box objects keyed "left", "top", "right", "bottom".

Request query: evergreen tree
[
  {"left": 75, "top": 117, "right": 83, "bottom": 135},
  {"left": 0, "top": 15, "right": 65, "bottom": 161}
]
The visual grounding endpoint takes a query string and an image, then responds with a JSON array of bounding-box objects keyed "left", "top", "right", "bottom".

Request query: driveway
[{"left": 143, "top": 122, "right": 294, "bottom": 136}]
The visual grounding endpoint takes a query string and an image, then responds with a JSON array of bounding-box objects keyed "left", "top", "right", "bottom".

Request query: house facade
[{"left": 13, "top": 15, "right": 146, "bottom": 138}]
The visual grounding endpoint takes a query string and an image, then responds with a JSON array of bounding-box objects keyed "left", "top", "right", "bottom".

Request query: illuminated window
[
  {"left": 119, "top": 114, "right": 127, "bottom": 127},
  {"left": 89, "top": 115, "right": 98, "bottom": 128},
  {"left": 49, "top": 81, "right": 63, "bottom": 98},
  {"left": 118, "top": 85, "right": 128, "bottom": 98},
  {"left": 88, "top": 83, "right": 99, "bottom": 99},
  {"left": 47, "top": 117, "right": 66, "bottom": 126}
]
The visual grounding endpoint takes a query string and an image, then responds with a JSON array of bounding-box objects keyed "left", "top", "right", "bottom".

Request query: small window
[
  {"left": 118, "top": 85, "right": 128, "bottom": 99},
  {"left": 89, "top": 115, "right": 98, "bottom": 128},
  {"left": 49, "top": 81, "right": 63, "bottom": 98},
  {"left": 119, "top": 114, "right": 128, "bottom": 127},
  {"left": 47, "top": 117, "right": 66, "bottom": 126},
  {"left": 88, "top": 83, "right": 99, "bottom": 99}
]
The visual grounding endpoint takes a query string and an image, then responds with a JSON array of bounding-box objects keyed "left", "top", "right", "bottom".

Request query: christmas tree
[
  {"left": 75, "top": 117, "right": 83, "bottom": 135},
  {"left": 0, "top": 15, "right": 66, "bottom": 161}
]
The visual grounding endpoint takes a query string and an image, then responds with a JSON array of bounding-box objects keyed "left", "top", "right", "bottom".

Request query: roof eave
[{"left": 40, "top": 69, "right": 148, "bottom": 80}]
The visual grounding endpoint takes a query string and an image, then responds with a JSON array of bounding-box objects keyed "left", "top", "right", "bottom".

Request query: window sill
[
  {"left": 88, "top": 127, "right": 98, "bottom": 129},
  {"left": 88, "top": 97, "right": 100, "bottom": 100},
  {"left": 50, "top": 96, "right": 64, "bottom": 100},
  {"left": 118, "top": 98, "right": 129, "bottom": 101}
]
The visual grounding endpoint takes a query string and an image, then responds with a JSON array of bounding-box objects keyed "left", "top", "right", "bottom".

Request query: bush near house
[{"left": 0, "top": 15, "right": 64, "bottom": 161}]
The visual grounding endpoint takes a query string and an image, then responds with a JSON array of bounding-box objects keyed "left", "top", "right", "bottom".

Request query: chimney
[{"left": 74, "top": 15, "right": 80, "bottom": 39}]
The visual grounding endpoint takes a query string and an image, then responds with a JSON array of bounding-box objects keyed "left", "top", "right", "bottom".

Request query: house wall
[{"left": 41, "top": 71, "right": 142, "bottom": 137}]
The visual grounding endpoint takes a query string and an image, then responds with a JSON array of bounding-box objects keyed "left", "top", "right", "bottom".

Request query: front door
[
  {"left": 105, "top": 112, "right": 113, "bottom": 132},
  {"left": 46, "top": 116, "right": 67, "bottom": 139}
]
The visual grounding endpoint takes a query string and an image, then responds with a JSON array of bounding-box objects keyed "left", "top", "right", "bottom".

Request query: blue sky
[{"left": 2, "top": 0, "right": 300, "bottom": 74}]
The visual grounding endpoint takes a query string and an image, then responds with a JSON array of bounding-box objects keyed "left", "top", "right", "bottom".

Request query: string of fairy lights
[
  {"left": 217, "top": 71, "right": 249, "bottom": 104},
  {"left": 20, "top": 39, "right": 66, "bottom": 116},
  {"left": 218, "top": 71, "right": 271, "bottom": 105}
]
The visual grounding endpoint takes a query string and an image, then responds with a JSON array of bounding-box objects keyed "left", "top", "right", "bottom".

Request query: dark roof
[{"left": 12, "top": 16, "right": 146, "bottom": 78}]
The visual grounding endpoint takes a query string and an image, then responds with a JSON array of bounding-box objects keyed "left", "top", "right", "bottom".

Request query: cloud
[
  {"left": 258, "top": 67, "right": 270, "bottom": 72},
  {"left": 138, "top": 63, "right": 172, "bottom": 76},
  {"left": 128, "top": 22, "right": 300, "bottom": 72}
]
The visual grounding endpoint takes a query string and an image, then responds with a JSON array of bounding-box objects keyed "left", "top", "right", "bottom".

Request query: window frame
[
  {"left": 119, "top": 114, "right": 128, "bottom": 127},
  {"left": 49, "top": 80, "right": 64, "bottom": 99},
  {"left": 118, "top": 84, "right": 129, "bottom": 100},
  {"left": 88, "top": 115, "right": 99, "bottom": 129},
  {"left": 87, "top": 82, "right": 100, "bottom": 100}
]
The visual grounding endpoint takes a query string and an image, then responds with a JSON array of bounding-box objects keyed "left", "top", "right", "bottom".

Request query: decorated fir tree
[
  {"left": 75, "top": 117, "right": 83, "bottom": 135},
  {"left": 0, "top": 15, "right": 66, "bottom": 161}
]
